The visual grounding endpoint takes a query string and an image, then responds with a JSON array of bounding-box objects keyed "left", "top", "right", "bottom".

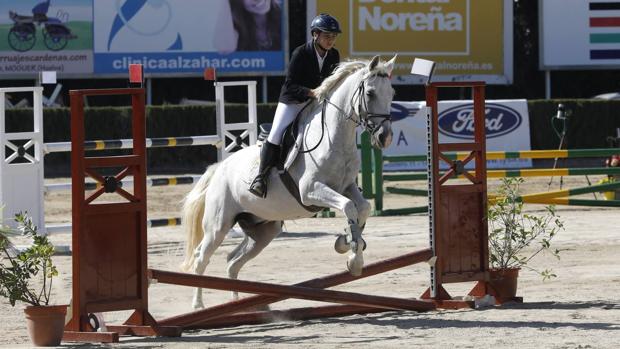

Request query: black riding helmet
[{"left": 310, "top": 13, "right": 341, "bottom": 34}]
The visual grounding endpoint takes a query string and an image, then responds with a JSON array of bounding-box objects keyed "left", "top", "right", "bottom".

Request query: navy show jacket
[{"left": 279, "top": 41, "right": 340, "bottom": 104}]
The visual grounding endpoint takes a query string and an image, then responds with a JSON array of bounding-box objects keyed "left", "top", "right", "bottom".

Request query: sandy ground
[{"left": 1, "top": 175, "right": 619, "bottom": 348}]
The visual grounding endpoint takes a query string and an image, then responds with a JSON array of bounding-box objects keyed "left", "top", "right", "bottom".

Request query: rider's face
[{"left": 314, "top": 31, "right": 338, "bottom": 50}]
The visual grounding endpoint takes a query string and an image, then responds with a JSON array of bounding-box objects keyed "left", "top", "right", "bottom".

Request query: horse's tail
[{"left": 180, "top": 163, "right": 220, "bottom": 272}]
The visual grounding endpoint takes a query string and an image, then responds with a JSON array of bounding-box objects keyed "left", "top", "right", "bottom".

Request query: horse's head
[
  {"left": 313, "top": 55, "right": 396, "bottom": 149},
  {"left": 357, "top": 55, "right": 396, "bottom": 149}
]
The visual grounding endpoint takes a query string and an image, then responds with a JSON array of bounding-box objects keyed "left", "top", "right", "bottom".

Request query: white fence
[{"left": 0, "top": 82, "right": 258, "bottom": 234}]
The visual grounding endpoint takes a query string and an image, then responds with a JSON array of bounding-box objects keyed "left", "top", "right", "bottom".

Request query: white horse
[{"left": 181, "top": 55, "right": 396, "bottom": 309}]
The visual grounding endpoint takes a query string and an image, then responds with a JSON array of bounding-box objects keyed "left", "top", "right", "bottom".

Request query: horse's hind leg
[
  {"left": 192, "top": 211, "right": 236, "bottom": 309},
  {"left": 226, "top": 221, "right": 282, "bottom": 301}
]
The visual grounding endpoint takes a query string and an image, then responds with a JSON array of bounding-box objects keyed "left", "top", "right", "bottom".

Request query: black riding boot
[{"left": 249, "top": 141, "right": 280, "bottom": 198}]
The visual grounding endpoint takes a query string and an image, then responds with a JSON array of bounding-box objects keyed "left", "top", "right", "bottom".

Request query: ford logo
[{"left": 438, "top": 103, "right": 522, "bottom": 139}]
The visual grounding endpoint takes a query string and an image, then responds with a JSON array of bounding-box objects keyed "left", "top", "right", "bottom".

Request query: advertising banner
[
  {"left": 308, "top": 0, "right": 513, "bottom": 84},
  {"left": 386, "top": 99, "right": 532, "bottom": 171},
  {"left": 93, "top": 0, "right": 286, "bottom": 75},
  {"left": 540, "top": 0, "right": 620, "bottom": 69},
  {"left": 0, "top": 0, "right": 93, "bottom": 76},
  {"left": 0, "top": 0, "right": 287, "bottom": 78}
]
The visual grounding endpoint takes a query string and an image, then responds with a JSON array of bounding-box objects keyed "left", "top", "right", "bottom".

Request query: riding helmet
[{"left": 310, "top": 13, "right": 341, "bottom": 34}]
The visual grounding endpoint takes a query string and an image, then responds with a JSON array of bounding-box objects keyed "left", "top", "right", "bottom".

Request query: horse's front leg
[
  {"left": 334, "top": 183, "right": 371, "bottom": 255},
  {"left": 346, "top": 183, "right": 372, "bottom": 230},
  {"left": 302, "top": 182, "right": 367, "bottom": 276}
]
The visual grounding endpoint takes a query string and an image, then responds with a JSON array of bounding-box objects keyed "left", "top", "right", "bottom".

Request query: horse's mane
[{"left": 314, "top": 58, "right": 388, "bottom": 102}]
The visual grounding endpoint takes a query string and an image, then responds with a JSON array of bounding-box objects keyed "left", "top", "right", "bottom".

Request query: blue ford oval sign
[{"left": 438, "top": 103, "right": 522, "bottom": 139}]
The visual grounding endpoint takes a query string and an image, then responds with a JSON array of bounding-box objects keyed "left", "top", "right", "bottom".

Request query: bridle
[
  {"left": 299, "top": 70, "right": 392, "bottom": 153},
  {"left": 324, "top": 71, "right": 392, "bottom": 138}
]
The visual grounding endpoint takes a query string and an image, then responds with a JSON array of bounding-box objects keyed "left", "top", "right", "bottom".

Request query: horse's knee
[
  {"left": 343, "top": 200, "right": 359, "bottom": 222},
  {"left": 357, "top": 200, "right": 371, "bottom": 220}
]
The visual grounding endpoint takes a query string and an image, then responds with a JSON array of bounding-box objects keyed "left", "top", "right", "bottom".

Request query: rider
[{"left": 249, "top": 13, "right": 341, "bottom": 198}]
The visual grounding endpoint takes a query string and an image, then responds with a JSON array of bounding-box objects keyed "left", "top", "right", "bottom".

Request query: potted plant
[
  {"left": 0, "top": 211, "right": 66, "bottom": 347},
  {"left": 487, "top": 177, "right": 565, "bottom": 298}
]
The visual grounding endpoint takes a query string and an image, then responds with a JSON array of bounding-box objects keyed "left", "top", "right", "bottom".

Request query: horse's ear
[
  {"left": 369, "top": 55, "right": 380, "bottom": 71},
  {"left": 386, "top": 55, "right": 397, "bottom": 76}
]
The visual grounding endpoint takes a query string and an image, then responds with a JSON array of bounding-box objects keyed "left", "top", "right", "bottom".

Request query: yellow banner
[{"left": 311, "top": 0, "right": 510, "bottom": 83}]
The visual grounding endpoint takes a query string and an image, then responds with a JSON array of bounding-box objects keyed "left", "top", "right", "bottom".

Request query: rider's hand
[{"left": 308, "top": 89, "right": 317, "bottom": 98}]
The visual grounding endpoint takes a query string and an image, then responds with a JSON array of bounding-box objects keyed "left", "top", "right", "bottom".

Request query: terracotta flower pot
[
  {"left": 24, "top": 304, "right": 67, "bottom": 347},
  {"left": 488, "top": 268, "right": 520, "bottom": 298}
]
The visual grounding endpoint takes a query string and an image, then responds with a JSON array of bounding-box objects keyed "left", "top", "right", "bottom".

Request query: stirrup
[{"left": 248, "top": 176, "right": 267, "bottom": 198}]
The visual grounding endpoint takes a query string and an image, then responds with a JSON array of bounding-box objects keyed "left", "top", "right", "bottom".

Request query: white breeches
[{"left": 267, "top": 102, "right": 308, "bottom": 145}]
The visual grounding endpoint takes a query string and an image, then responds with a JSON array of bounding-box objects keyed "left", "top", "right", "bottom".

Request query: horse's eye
[{"left": 366, "top": 90, "right": 375, "bottom": 98}]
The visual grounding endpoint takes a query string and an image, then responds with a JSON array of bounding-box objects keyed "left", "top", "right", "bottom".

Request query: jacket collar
[{"left": 306, "top": 40, "right": 332, "bottom": 73}]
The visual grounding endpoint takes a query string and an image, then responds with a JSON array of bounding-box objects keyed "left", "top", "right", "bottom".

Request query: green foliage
[
  {"left": 10, "top": 104, "right": 279, "bottom": 175},
  {"left": 20, "top": 99, "right": 620, "bottom": 173},
  {"left": 488, "top": 178, "right": 565, "bottom": 280},
  {"left": 0, "top": 212, "right": 58, "bottom": 306}
]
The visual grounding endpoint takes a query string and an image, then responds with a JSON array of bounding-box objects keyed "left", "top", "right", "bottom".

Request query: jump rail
[{"left": 361, "top": 142, "right": 620, "bottom": 215}]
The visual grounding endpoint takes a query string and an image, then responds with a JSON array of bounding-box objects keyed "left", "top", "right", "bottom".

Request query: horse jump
[
  {"left": 0, "top": 82, "right": 257, "bottom": 235},
  {"left": 62, "top": 79, "right": 503, "bottom": 344}
]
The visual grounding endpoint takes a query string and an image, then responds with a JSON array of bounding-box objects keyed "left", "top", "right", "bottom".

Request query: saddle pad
[
  {"left": 283, "top": 125, "right": 305, "bottom": 171},
  {"left": 243, "top": 152, "right": 261, "bottom": 185}
]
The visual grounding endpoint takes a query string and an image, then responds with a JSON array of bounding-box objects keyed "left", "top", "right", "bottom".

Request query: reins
[
  {"left": 295, "top": 99, "right": 326, "bottom": 154},
  {"left": 299, "top": 71, "right": 391, "bottom": 154}
]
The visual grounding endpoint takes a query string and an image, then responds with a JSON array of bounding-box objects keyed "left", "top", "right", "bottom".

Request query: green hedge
[
  {"left": 4, "top": 99, "right": 620, "bottom": 176},
  {"left": 5, "top": 104, "right": 278, "bottom": 176}
]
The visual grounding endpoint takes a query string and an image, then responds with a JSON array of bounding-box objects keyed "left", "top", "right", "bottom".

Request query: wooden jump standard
[
  {"left": 63, "top": 88, "right": 182, "bottom": 343},
  {"left": 421, "top": 82, "right": 521, "bottom": 304},
  {"left": 62, "top": 83, "right": 509, "bottom": 343}
]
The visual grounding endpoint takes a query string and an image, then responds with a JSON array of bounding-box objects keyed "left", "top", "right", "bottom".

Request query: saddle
[
  {"left": 257, "top": 121, "right": 300, "bottom": 170},
  {"left": 256, "top": 113, "right": 323, "bottom": 212}
]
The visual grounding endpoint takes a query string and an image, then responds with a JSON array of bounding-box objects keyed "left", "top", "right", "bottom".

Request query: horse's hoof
[
  {"left": 334, "top": 234, "right": 350, "bottom": 254},
  {"left": 347, "top": 253, "right": 364, "bottom": 277}
]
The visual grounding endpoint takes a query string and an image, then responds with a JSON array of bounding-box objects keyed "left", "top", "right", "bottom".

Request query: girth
[{"left": 278, "top": 171, "right": 324, "bottom": 213}]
